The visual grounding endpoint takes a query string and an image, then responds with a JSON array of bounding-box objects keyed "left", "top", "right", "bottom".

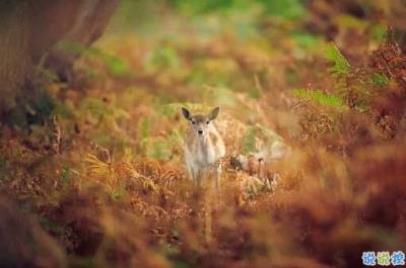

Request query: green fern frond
[
  {"left": 324, "top": 43, "right": 351, "bottom": 76},
  {"left": 293, "top": 88, "right": 345, "bottom": 108},
  {"left": 241, "top": 127, "right": 257, "bottom": 154},
  {"left": 370, "top": 73, "right": 390, "bottom": 87}
]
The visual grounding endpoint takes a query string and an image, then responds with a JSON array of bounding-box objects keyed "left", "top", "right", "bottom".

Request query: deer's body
[{"left": 182, "top": 107, "right": 225, "bottom": 188}]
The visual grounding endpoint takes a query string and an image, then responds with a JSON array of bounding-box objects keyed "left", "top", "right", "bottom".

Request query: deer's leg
[
  {"left": 187, "top": 165, "right": 195, "bottom": 183},
  {"left": 203, "top": 167, "right": 220, "bottom": 208},
  {"left": 257, "top": 159, "right": 262, "bottom": 180},
  {"left": 195, "top": 169, "right": 202, "bottom": 188},
  {"left": 215, "top": 164, "right": 221, "bottom": 191},
  {"left": 188, "top": 161, "right": 200, "bottom": 187}
]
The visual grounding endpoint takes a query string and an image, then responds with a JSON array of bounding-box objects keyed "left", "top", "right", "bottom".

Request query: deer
[{"left": 181, "top": 107, "right": 226, "bottom": 190}]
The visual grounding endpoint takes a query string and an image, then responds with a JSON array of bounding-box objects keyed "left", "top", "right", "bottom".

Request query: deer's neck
[
  {"left": 197, "top": 133, "right": 211, "bottom": 148},
  {"left": 185, "top": 125, "right": 224, "bottom": 167}
]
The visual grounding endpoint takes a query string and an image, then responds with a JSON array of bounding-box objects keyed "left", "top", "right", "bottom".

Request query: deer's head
[{"left": 181, "top": 107, "right": 220, "bottom": 139}]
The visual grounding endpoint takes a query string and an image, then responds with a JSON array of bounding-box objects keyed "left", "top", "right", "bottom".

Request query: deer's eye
[
  {"left": 191, "top": 121, "right": 196, "bottom": 125},
  {"left": 206, "top": 120, "right": 210, "bottom": 124}
]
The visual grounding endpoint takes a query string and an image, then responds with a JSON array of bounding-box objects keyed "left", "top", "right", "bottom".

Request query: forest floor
[{"left": 0, "top": 6, "right": 406, "bottom": 268}]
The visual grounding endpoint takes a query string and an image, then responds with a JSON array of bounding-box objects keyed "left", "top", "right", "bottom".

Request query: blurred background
[{"left": 0, "top": 1, "right": 405, "bottom": 268}]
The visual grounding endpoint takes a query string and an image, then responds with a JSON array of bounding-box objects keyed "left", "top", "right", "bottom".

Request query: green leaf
[
  {"left": 241, "top": 126, "right": 257, "bottom": 154},
  {"left": 258, "top": 0, "right": 305, "bottom": 20},
  {"left": 324, "top": 43, "right": 351, "bottom": 76},
  {"left": 293, "top": 88, "right": 345, "bottom": 108},
  {"left": 370, "top": 73, "right": 390, "bottom": 87}
]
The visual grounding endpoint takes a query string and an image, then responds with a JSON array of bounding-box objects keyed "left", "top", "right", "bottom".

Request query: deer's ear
[
  {"left": 181, "top": 107, "right": 191, "bottom": 120},
  {"left": 209, "top": 107, "right": 220, "bottom": 120}
]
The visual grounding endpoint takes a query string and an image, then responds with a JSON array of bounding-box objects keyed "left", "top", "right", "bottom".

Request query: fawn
[{"left": 181, "top": 107, "right": 226, "bottom": 189}]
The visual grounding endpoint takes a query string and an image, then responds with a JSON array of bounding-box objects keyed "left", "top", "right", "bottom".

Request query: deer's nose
[{"left": 198, "top": 130, "right": 203, "bottom": 135}]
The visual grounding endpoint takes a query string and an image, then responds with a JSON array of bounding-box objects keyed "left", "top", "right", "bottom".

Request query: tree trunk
[
  {"left": 43, "top": 0, "right": 120, "bottom": 81},
  {"left": 0, "top": 0, "right": 119, "bottom": 122},
  {"left": 0, "top": 1, "right": 31, "bottom": 112}
]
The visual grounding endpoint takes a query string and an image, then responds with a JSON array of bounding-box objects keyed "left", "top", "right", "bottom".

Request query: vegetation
[{"left": 0, "top": 1, "right": 405, "bottom": 267}]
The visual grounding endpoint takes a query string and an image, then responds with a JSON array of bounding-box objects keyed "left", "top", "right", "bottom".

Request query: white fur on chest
[
  {"left": 184, "top": 132, "right": 225, "bottom": 181},
  {"left": 193, "top": 139, "right": 217, "bottom": 166}
]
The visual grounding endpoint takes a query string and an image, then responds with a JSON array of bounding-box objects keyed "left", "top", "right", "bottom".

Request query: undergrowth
[{"left": 1, "top": 1, "right": 406, "bottom": 268}]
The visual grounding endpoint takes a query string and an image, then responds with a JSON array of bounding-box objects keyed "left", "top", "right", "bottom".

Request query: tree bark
[
  {"left": 0, "top": 1, "right": 31, "bottom": 112},
  {"left": 43, "top": 0, "right": 120, "bottom": 81},
  {"left": 0, "top": 0, "right": 119, "bottom": 120}
]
